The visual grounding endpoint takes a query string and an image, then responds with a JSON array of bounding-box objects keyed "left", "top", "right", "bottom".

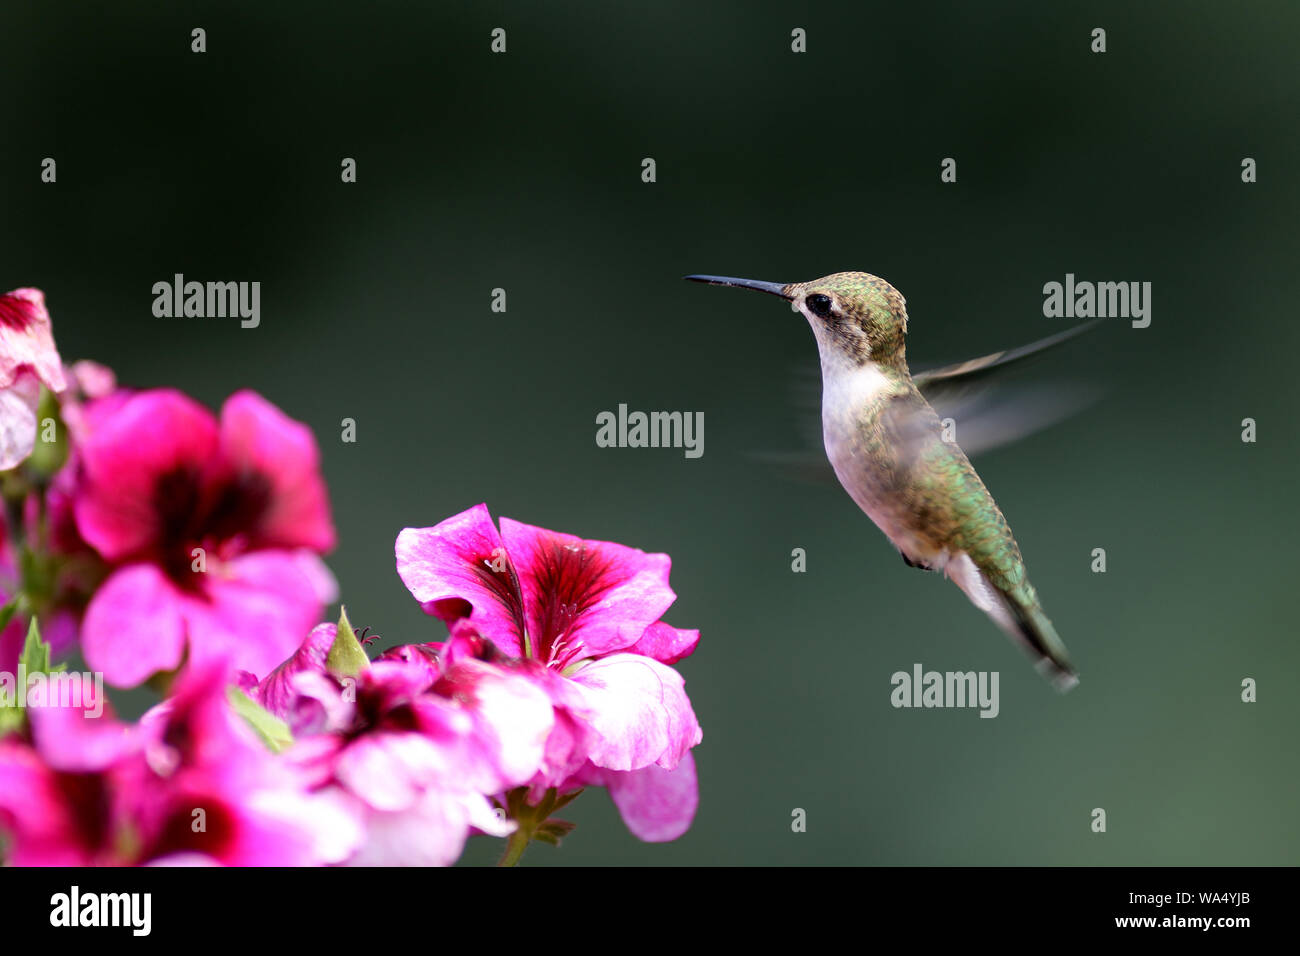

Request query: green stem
[{"left": 498, "top": 826, "right": 531, "bottom": 867}]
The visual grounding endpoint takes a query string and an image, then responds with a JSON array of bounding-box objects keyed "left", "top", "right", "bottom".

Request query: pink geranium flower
[
  {"left": 0, "top": 288, "right": 67, "bottom": 470},
  {"left": 71, "top": 389, "right": 337, "bottom": 686},
  {"left": 249, "top": 623, "right": 552, "bottom": 866},
  {"left": 395, "top": 504, "right": 702, "bottom": 842},
  {"left": 0, "top": 661, "right": 358, "bottom": 865}
]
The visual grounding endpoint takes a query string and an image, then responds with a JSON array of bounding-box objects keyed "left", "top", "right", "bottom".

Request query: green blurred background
[{"left": 2, "top": 0, "right": 1297, "bottom": 865}]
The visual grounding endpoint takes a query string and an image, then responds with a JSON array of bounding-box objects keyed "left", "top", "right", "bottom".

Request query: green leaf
[
  {"left": 226, "top": 686, "right": 294, "bottom": 753},
  {"left": 551, "top": 788, "right": 584, "bottom": 813},
  {"left": 18, "top": 617, "right": 62, "bottom": 674},
  {"left": 0, "top": 617, "right": 62, "bottom": 737},
  {"left": 326, "top": 605, "right": 370, "bottom": 679},
  {"left": 534, "top": 819, "right": 578, "bottom": 847}
]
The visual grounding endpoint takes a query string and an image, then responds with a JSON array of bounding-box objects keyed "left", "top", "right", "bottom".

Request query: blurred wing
[
  {"left": 911, "top": 320, "right": 1103, "bottom": 457},
  {"left": 902, "top": 380, "right": 1103, "bottom": 459},
  {"left": 754, "top": 321, "right": 1103, "bottom": 479},
  {"left": 912, "top": 320, "right": 1102, "bottom": 395},
  {"left": 752, "top": 362, "right": 838, "bottom": 485}
]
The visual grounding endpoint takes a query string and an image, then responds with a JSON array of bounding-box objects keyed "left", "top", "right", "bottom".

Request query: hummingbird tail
[
  {"left": 1006, "top": 601, "right": 1078, "bottom": 693},
  {"left": 946, "top": 555, "right": 1078, "bottom": 691}
]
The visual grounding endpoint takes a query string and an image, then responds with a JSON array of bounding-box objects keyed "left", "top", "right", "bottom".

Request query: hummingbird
[{"left": 686, "top": 271, "right": 1088, "bottom": 691}]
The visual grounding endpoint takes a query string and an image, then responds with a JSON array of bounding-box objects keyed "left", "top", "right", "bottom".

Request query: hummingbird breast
[{"left": 819, "top": 366, "right": 1023, "bottom": 581}]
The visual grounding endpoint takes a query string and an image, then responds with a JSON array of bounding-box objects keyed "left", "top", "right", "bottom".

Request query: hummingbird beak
[{"left": 683, "top": 274, "right": 793, "bottom": 300}]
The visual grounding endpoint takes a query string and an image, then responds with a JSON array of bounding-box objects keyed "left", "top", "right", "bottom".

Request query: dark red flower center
[
  {"left": 146, "top": 797, "right": 237, "bottom": 861},
  {"left": 0, "top": 293, "right": 35, "bottom": 331},
  {"left": 470, "top": 535, "right": 616, "bottom": 667},
  {"left": 52, "top": 771, "right": 113, "bottom": 856},
  {"left": 151, "top": 466, "right": 272, "bottom": 586},
  {"left": 529, "top": 539, "right": 615, "bottom": 665}
]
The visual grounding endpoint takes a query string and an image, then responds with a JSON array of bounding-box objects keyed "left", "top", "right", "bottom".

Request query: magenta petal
[
  {"left": 219, "top": 391, "right": 336, "bottom": 552},
  {"left": 81, "top": 564, "right": 187, "bottom": 687},
  {"left": 181, "top": 551, "right": 334, "bottom": 681},
  {"left": 0, "top": 743, "right": 93, "bottom": 865},
  {"left": 499, "top": 517, "right": 676, "bottom": 661},
  {"left": 285, "top": 670, "right": 357, "bottom": 735},
  {"left": 346, "top": 787, "right": 509, "bottom": 867},
  {"left": 395, "top": 503, "right": 527, "bottom": 657},
  {"left": 443, "top": 658, "right": 554, "bottom": 788},
  {"left": 376, "top": 642, "right": 442, "bottom": 683},
  {"left": 534, "top": 707, "right": 593, "bottom": 789},
  {"left": 566, "top": 653, "right": 702, "bottom": 772},
  {"left": 603, "top": 750, "right": 699, "bottom": 842},
  {"left": 254, "top": 622, "right": 336, "bottom": 724},
  {"left": 629, "top": 621, "right": 700, "bottom": 665},
  {"left": 135, "top": 663, "right": 365, "bottom": 866},
  {"left": 68, "top": 359, "right": 116, "bottom": 399},
  {"left": 73, "top": 389, "right": 219, "bottom": 560},
  {"left": 29, "top": 703, "right": 134, "bottom": 772},
  {"left": 334, "top": 731, "right": 453, "bottom": 812}
]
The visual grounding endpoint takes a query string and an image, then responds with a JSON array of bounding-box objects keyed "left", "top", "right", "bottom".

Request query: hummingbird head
[{"left": 685, "top": 271, "right": 909, "bottom": 371}]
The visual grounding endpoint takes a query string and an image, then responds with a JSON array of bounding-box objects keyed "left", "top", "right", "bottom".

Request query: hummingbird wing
[
  {"left": 756, "top": 321, "right": 1101, "bottom": 479},
  {"left": 910, "top": 320, "right": 1103, "bottom": 458},
  {"left": 914, "top": 380, "right": 1102, "bottom": 459},
  {"left": 910, "top": 320, "right": 1102, "bottom": 393}
]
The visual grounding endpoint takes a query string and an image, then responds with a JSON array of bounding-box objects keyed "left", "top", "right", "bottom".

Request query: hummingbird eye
[{"left": 806, "top": 294, "right": 834, "bottom": 318}]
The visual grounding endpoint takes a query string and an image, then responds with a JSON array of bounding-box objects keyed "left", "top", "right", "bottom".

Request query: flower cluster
[{"left": 0, "top": 288, "right": 703, "bottom": 865}]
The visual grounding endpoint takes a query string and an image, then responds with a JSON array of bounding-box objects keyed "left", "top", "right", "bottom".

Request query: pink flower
[
  {"left": 395, "top": 504, "right": 702, "bottom": 842},
  {"left": 71, "top": 388, "right": 337, "bottom": 686},
  {"left": 57, "top": 359, "right": 117, "bottom": 447},
  {"left": 249, "top": 624, "right": 552, "bottom": 866},
  {"left": 0, "top": 288, "right": 67, "bottom": 470},
  {"left": 0, "top": 661, "right": 358, "bottom": 865}
]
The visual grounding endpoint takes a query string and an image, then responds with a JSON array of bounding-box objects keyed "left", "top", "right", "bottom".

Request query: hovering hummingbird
[{"left": 686, "top": 271, "right": 1091, "bottom": 690}]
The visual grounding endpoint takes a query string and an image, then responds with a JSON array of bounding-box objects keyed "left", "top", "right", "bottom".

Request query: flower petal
[
  {"left": 0, "top": 288, "right": 66, "bottom": 393},
  {"left": 628, "top": 621, "right": 700, "bottom": 665},
  {"left": 499, "top": 517, "right": 676, "bottom": 663},
  {"left": 345, "top": 787, "right": 508, "bottom": 867},
  {"left": 333, "top": 731, "right": 455, "bottom": 812},
  {"left": 0, "top": 742, "right": 99, "bottom": 865},
  {"left": 600, "top": 750, "right": 699, "bottom": 843},
  {"left": 0, "top": 373, "right": 39, "bottom": 471},
  {"left": 73, "top": 389, "right": 219, "bottom": 561},
  {"left": 219, "top": 391, "right": 335, "bottom": 552},
  {"left": 81, "top": 563, "right": 188, "bottom": 687},
  {"left": 440, "top": 658, "right": 554, "bottom": 788},
  {"left": 395, "top": 503, "right": 527, "bottom": 656},
  {"left": 254, "top": 622, "right": 336, "bottom": 726},
  {"left": 566, "top": 653, "right": 702, "bottom": 772},
  {"left": 180, "top": 550, "right": 334, "bottom": 681},
  {"left": 68, "top": 359, "right": 116, "bottom": 399},
  {"left": 28, "top": 698, "right": 132, "bottom": 772}
]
